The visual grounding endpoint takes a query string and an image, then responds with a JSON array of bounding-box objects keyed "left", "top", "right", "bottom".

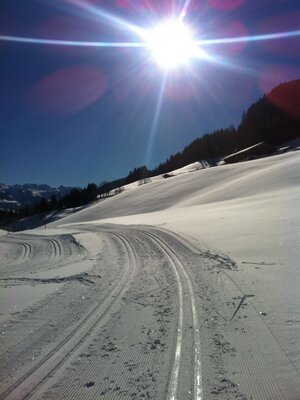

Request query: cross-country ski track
[{"left": 1, "top": 224, "right": 300, "bottom": 399}]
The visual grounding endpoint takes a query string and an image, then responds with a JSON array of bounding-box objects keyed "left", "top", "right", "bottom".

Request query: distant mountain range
[{"left": 0, "top": 184, "right": 74, "bottom": 210}]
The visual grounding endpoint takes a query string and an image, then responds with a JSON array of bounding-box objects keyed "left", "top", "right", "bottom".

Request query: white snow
[
  {"left": 0, "top": 199, "right": 20, "bottom": 205},
  {"left": 1, "top": 150, "right": 300, "bottom": 399},
  {"left": 280, "top": 137, "right": 300, "bottom": 149}
]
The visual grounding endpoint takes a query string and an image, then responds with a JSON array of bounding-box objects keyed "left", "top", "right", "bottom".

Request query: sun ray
[
  {"left": 146, "top": 73, "right": 168, "bottom": 166},
  {"left": 198, "top": 29, "right": 300, "bottom": 46},
  {"left": 179, "top": 0, "right": 193, "bottom": 20},
  {"left": 64, "top": 0, "right": 146, "bottom": 37},
  {"left": 0, "top": 34, "right": 146, "bottom": 47},
  {"left": 196, "top": 50, "right": 256, "bottom": 76}
]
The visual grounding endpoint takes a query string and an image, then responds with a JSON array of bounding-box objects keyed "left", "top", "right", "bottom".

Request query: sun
[{"left": 145, "top": 19, "right": 197, "bottom": 70}]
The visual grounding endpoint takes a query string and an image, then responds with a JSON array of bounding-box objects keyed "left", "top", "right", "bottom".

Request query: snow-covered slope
[{"left": 57, "top": 151, "right": 299, "bottom": 229}]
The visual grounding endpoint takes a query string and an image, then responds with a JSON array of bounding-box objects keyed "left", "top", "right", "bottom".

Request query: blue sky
[{"left": 0, "top": 0, "right": 299, "bottom": 187}]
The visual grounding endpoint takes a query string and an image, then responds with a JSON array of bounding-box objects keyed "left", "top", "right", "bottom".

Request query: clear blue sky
[{"left": 0, "top": 0, "right": 299, "bottom": 187}]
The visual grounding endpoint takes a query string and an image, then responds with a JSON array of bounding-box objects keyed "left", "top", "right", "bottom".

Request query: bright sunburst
[{"left": 145, "top": 19, "right": 197, "bottom": 70}]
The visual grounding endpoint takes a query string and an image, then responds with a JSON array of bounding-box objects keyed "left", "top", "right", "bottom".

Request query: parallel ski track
[
  {"left": 0, "top": 237, "right": 73, "bottom": 277},
  {"left": 48, "top": 238, "right": 63, "bottom": 260},
  {"left": 46, "top": 235, "right": 142, "bottom": 400},
  {"left": 142, "top": 230, "right": 203, "bottom": 400},
  {"left": 2, "top": 240, "right": 32, "bottom": 265},
  {"left": 5, "top": 241, "right": 32, "bottom": 267},
  {"left": 1, "top": 236, "right": 62, "bottom": 265},
  {"left": 0, "top": 236, "right": 32, "bottom": 265},
  {"left": 0, "top": 233, "right": 137, "bottom": 400},
  {"left": 20, "top": 243, "right": 32, "bottom": 262}
]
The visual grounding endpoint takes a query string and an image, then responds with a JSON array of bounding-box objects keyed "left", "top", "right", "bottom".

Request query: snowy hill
[{"left": 56, "top": 151, "right": 300, "bottom": 237}]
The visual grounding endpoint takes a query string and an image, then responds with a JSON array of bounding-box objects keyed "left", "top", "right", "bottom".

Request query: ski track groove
[
  {"left": 0, "top": 236, "right": 81, "bottom": 277},
  {"left": 226, "top": 306, "right": 300, "bottom": 399},
  {"left": 44, "top": 233, "right": 139, "bottom": 400},
  {"left": 0, "top": 234, "right": 133, "bottom": 400},
  {"left": 0, "top": 321, "right": 52, "bottom": 368},
  {"left": 47, "top": 238, "right": 63, "bottom": 261},
  {"left": 0, "top": 233, "right": 136, "bottom": 400},
  {"left": 51, "top": 334, "right": 152, "bottom": 400},
  {"left": 215, "top": 262, "right": 300, "bottom": 396},
  {"left": 228, "top": 328, "right": 283, "bottom": 399},
  {"left": 48, "top": 239, "right": 58, "bottom": 260},
  {"left": 0, "top": 238, "right": 31, "bottom": 266},
  {"left": 44, "top": 233, "right": 165, "bottom": 400},
  {"left": 49, "top": 238, "right": 63, "bottom": 259},
  {"left": 142, "top": 230, "right": 203, "bottom": 400},
  {"left": 19, "top": 242, "right": 32, "bottom": 263},
  {"left": 144, "top": 233, "right": 183, "bottom": 400},
  {"left": 2, "top": 227, "right": 298, "bottom": 399}
]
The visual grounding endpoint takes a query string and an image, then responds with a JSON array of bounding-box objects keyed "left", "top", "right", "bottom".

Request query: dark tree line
[
  {"left": 58, "top": 183, "right": 98, "bottom": 208},
  {"left": 151, "top": 126, "right": 237, "bottom": 175},
  {"left": 97, "top": 178, "right": 125, "bottom": 198},
  {"left": 0, "top": 209, "right": 18, "bottom": 228},
  {"left": 151, "top": 80, "right": 300, "bottom": 175},
  {"left": 124, "top": 166, "right": 150, "bottom": 185}
]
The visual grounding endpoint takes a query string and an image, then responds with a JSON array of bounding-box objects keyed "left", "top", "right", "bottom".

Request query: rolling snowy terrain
[{"left": 0, "top": 151, "right": 300, "bottom": 399}]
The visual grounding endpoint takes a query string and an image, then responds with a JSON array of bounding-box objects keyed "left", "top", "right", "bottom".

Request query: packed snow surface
[{"left": 0, "top": 151, "right": 299, "bottom": 399}]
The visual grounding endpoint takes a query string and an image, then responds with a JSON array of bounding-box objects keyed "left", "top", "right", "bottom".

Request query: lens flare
[{"left": 32, "top": 66, "right": 107, "bottom": 116}]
